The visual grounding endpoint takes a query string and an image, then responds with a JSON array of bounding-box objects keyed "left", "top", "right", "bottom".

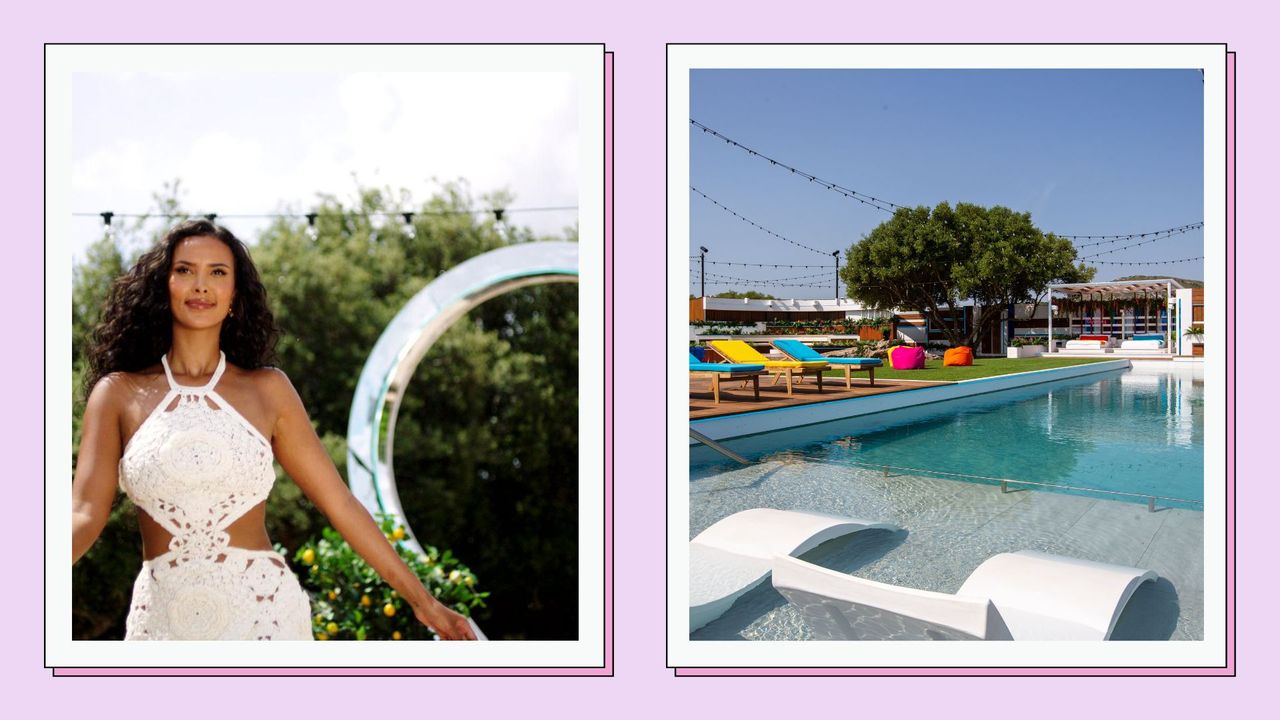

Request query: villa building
[{"left": 690, "top": 280, "right": 1205, "bottom": 357}]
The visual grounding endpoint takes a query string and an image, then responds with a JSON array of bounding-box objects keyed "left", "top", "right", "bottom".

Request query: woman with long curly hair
[{"left": 72, "top": 219, "right": 476, "bottom": 641}]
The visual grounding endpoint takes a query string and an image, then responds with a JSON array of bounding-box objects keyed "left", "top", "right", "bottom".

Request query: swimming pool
[
  {"left": 692, "top": 362, "right": 1203, "bottom": 511},
  {"left": 690, "top": 362, "right": 1204, "bottom": 640}
]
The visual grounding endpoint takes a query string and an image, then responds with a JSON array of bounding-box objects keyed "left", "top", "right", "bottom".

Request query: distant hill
[{"left": 1115, "top": 275, "right": 1204, "bottom": 289}]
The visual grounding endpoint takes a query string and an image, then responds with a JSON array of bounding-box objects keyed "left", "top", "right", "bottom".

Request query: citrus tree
[{"left": 294, "top": 516, "right": 487, "bottom": 641}]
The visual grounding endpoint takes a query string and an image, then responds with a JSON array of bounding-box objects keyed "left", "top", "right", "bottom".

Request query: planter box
[{"left": 1007, "top": 345, "right": 1046, "bottom": 358}]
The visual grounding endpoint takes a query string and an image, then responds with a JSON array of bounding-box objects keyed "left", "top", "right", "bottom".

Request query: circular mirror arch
[{"left": 346, "top": 241, "right": 578, "bottom": 554}]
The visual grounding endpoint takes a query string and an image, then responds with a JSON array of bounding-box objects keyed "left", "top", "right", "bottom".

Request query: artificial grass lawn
[{"left": 830, "top": 356, "right": 1114, "bottom": 382}]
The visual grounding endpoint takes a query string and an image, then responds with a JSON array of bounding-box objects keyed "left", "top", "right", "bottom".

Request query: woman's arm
[
  {"left": 72, "top": 377, "right": 124, "bottom": 565},
  {"left": 264, "top": 369, "right": 476, "bottom": 641}
]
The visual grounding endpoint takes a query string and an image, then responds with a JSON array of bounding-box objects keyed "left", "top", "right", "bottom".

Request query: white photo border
[
  {"left": 48, "top": 43, "right": 606, "bottom": 668},
  {"left": 667, "top": 43, "right": 1228, "bottom": 669}
]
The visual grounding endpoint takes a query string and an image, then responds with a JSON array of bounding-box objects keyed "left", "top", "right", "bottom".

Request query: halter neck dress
[{"left": 119, "top": 352, "right": 313, "bottom": 640}]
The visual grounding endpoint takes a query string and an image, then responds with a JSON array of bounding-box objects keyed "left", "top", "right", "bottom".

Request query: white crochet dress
[{"left": 119, "top": 352, "right": 313, "bottom": 640}]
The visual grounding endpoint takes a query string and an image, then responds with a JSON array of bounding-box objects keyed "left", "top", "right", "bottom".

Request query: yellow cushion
[
  {"left": 710, "top": 340, "right": 766, "bottom": 364},
  {"left": 712, "top": 341, "right": 827, "bottom": 370}
]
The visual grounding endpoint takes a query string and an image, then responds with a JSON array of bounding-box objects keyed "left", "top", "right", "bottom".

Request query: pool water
[
  {"left": 691, "top": 362, "right": 1203, "bottom": 513},
  {"left": 688, "top": 362, "right": 1205, "bottom": 641}
]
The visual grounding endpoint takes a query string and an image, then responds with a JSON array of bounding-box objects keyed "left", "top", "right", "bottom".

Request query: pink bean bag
[
  {"left": 943, "top": 346, "right": 973, "bottom": 367},
  {"left": 888, "top": 345, "right": 925, "bottom": 370}
]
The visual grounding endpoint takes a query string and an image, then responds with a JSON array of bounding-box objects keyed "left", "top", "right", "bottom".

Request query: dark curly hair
[{"left": 84, "top": 219, "right": 279, "bottom": 395}]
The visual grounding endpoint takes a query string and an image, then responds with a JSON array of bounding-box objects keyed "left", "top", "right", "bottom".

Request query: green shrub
[
  {"left": 1010, "top": 337, "right": 1047, "bottom": 347},
  {"left": 292, "top": 515, "right": 488, "bottom": 641}
]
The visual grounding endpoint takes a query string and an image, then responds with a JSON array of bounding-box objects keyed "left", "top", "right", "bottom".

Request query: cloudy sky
[{"left": 72, "top": 71, "right": 579, "bottom": 262}]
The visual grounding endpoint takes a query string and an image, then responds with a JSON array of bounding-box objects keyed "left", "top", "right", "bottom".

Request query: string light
[
  {"left": 1080, "top": 224, "right": 1202, "bottom": 259},
  {"left": 75, "top": 205, "right": 575, "bottom": 222},
  {"left": 693, "top": 266, "right": 950, "bottom": 291},
  {"left": 692, "top": 119, "right": 905, "bottom": 214},
  {"left": 698, "top": 259, "right": 831, "bottom": 269},
  {"left": 691, "top": 119, "right": 1204, "bottom": 244},
  {"left": 401, "top": 212, "right": 416, "bottom": 239},
  {"left": 1091, "top": 256, "right": 1203, "bottom": 266},
  {"left": 691, "top": 267, "right": 838, "bottom": 283},
  {"left": 99, "top": 211, "right": 116, "bottom": 242},
  {"left": 696, "top": 270, "right": 833, "bottom": 286},
  {"left": 1062, "top": 222, "right": 1203, "bottom": 246},
  {"left": 692, "top": 276, "right": 832, "bottom": 290},
  {"left": 305, "top": 213, "right": 319, "bottom": 240},
  {"left": 691, "top": 186, "right": 834, "bottom": 256}
]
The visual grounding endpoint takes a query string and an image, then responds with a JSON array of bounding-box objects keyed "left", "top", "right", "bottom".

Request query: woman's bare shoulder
[
  {"left": 89, "top": 367, "right": 164, "bottom": 407},
  {"left": 236, "top": 365, "right": 300, "bottom": 402}
]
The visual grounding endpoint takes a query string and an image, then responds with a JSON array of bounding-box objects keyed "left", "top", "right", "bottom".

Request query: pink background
[{"left": 6, "top": 0, "right": 1272, "bottom": 715}]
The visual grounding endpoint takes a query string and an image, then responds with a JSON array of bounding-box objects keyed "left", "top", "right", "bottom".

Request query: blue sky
[{"left": 689, "top": 69, "right": 1204, "bottom": 297}]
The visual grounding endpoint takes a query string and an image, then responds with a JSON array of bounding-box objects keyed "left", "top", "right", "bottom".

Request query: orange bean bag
[{"left": 943, "top": 346, "right": 973, "bottom": 367}]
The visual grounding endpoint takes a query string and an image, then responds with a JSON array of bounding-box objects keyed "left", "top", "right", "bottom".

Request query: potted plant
[
  {"left": 1183, "top": 323, "right": 1204, "bottom": 344},
  {"left": 1006, "top": 337, "right": 1047, "bottom": 358}
]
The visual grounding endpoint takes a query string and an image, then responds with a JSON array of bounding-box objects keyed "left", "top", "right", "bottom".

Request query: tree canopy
[{"left": 839, "top": 202, "right": 1093, "bottom": 347}]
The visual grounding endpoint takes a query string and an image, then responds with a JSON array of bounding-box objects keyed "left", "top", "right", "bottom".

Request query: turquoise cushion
[
  {"left": 826, "top": 358, "right": 883, "bottom": 366},
  {"left": 775, "top": 338, "right": 881, "bottom": 366},
  {"left": 690, "top": 362, "right": 764, "bottom": 373},
  {"left": 772, "top": 338, "right": 824, "bottom": 361}
]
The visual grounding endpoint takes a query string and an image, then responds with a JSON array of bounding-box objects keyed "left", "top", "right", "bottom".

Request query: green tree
[
  {"left": 712, "top": 290, "right": 777, "bottom": 300},
  {"left": 840, "top": 202, "right": 1093, "bottom": 347}
]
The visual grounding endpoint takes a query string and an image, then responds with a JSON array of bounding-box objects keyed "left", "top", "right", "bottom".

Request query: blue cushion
[
  {"left": 775, "top": 338, "right": 880, "bottom": 366},
  {"left": 772, "top": 338, "right": 824, "bottom": 361},
  {"left": 690, "top": 362, "right": 764, "bottom": 373},
  {"left": 689, "top": 346, "right": 707, "bottom": 362},
  {"left": 826, "top": 357, "right": 883, "bottom": 366},
  {"left": 1131, "top": 334, "right": 1165, "bottom": 341}
]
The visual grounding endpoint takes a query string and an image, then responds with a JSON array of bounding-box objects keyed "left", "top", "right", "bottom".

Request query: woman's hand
[
  {"left": 268, "top": 369, "right": 480, "bottom": 642},
  {"left": 415, "top": 600, "right": 478, "bottom": 641}
]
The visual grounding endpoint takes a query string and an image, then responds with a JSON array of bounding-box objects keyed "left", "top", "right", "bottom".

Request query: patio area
[{"left": 689, "top": 374, "right": 950, "bottom": 420}]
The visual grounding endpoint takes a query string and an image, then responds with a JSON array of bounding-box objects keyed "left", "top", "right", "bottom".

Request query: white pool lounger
[
  {"left": 773, "top": 550, "right": 1156, "bottom": 640},
  {"left": 690, "top": 509, "right": 898, "bottom": 632}
]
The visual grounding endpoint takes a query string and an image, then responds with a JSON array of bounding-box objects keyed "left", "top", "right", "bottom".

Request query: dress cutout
[{"left": 119, "top": 352, "right": 313, "bottom": 640}]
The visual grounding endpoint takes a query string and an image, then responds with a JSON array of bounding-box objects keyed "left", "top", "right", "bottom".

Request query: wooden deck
[{"left": 690, "top": 374, "right": 952, "bottom": 420}]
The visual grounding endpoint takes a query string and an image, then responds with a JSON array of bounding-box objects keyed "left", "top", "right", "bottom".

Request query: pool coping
[{"left": 690, "top": 359, "right": 1133, "bottom": 442}]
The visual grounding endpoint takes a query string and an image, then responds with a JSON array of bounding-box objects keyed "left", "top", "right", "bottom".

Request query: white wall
[{"left": 1175, "top": 288, "right": 1195, "bottom": 356}]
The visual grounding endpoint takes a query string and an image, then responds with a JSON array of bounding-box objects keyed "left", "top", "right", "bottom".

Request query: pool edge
[{"left": 689, "top": 359, "right": 1133, "bottom": 442}]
